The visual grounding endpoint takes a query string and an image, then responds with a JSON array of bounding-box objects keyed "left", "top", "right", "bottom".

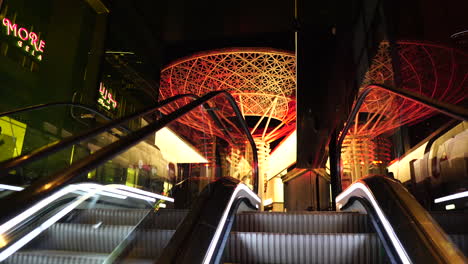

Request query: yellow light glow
[
  {"left": 155, "top": 127, "right": 208, "bottom": 163},
  {"left": 0, "top": 234, "right": 7, "bottom": 248},
  {"left": 263, "top": 198, "right": 273, "bottom": 206},
  {"left": 268, "top": 130, "right": 296, "bottom": 179},
  {"left": 445, "top": 204, "right": 455, "bottom": 210}
]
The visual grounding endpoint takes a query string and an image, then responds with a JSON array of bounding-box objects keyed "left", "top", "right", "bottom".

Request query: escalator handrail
[
  {"left": 0, "top": 94, "right": 198, "bottom": 177},
  {"left": 333, "top": 83, "right": 468, "bottom": 195},
  {"left": 336, "top": 176, "right": 466, "bottom": 264},
  {"left": 156, "top": 177, "right": 261, "bottom": 264},
  {"left": 0, "top": 91, "right": 258, "bottom": 224},
  {"left": 0, "top": 102, "right": 112, "bottom": 120}
]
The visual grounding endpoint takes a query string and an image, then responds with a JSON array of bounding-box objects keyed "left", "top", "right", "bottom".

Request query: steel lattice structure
[
  {"left": 159, "top": 48, "right": 296, "bottom": 144},
  {"left": 342, "top": 41, "right": 468, "bottom": 186},
  {"left": 355, "top": 41, "right": 467, "bottom": 137}
]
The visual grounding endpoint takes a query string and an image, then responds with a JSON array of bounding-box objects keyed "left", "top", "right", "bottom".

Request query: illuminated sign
[
  {"left": 97, "top": 82, "right": 118, "bottom": 110},
  {"left": 2, "top": 18, "right": 45, "bottom": 61}
]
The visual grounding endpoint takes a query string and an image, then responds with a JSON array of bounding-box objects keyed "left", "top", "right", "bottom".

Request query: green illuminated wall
[{"left": 0, "top": 117, "right": 26, "bottom": 161}]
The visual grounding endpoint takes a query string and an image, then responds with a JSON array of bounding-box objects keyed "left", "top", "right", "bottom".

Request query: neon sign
[
  {"left": 2, "top": 18, "right": 45, "bottom": 61},
  {"left": 97, "top": 83, "right": 118, "bottom": 110}
]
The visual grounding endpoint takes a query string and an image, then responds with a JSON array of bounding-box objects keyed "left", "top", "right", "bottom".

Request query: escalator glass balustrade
[{"left": 0, "top": 92, "right": 258, "bottom": 263}]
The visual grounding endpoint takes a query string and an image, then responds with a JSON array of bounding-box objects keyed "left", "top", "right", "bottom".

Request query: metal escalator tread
[
  {"left": 224, "top": 232, "right": 387, "bottom": 264},
  {"left": 430, "top": 211, "right": 468, "bottom": 233},
  {"left": 447, "top": 234, "right": 468, "bottom": 256},
  {"left": 6, "top": 209, "right": 187, "bottom": 263},
  {"left": 430, "top": 211, "right": 468, "bottom": 255},
  {"left": 224, "top": 211, "right": 389, "bottom": 264},
  {"left": 4, "top": 250, "right": 108, "bottom": 264},
  {"left": 6, "top": 250, "right": 161, "bottom": 264},
  {"left": 233, "top": 211, "right": 372, "bottom": 233},
  {"left": 28, "top": 223, "right": 134, "bottom": 252},
  {"left": 67, "top": 208, "right": 150, "bottom": 226},
  {"left": 67, "top": 208, "right": 189, "bottom": 229}
]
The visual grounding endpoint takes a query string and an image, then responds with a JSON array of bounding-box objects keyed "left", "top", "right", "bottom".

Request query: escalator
[
  {"left": 223, "top": 211, "right": 388, "bottom": 263},
  {"left": 0, "top": 87, "right": 467, "bottom": 263},
  {"left": 0, "top": 91, "right": 259, "bottom": 263},
  {"left": 5, "top": 208, "right": 187, "bottom": 263},
  {"left": 431, "top": 212, "right": 468, "bottom": 256}
]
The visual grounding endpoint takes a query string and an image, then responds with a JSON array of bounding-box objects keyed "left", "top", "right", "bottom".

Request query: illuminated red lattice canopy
[
  {"left": 341, "top": 41, "right": 467, "bottom": 187},
  {"left": 159, "top": 48, "right": 296, "bottom": 144}
]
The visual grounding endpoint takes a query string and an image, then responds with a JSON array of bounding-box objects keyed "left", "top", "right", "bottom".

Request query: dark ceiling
[{"left": 103, "top": 0, "right": 337, "bottom": 67}]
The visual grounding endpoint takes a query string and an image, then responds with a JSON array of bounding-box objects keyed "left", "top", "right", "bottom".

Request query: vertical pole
[{"left": 329, "top": 129, "right": 340, "bottom": 210}]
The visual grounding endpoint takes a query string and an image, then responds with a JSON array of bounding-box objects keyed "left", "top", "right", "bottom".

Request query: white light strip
[
  {"left": 450, "top": 30, "right": 468, "bottom": 38},
  {"left": 97, "top": 191, "right": 127, "bottom": 200},
  {"left": 0, "top": 185, "right": 24, "bottom": 192},
  {"left": 434, "top": 191, "right": 468, "bottom": 204},
  {"left": 0, "top": 185, "right": 100, "bottom": 261},
  {"left": 0, "top": 185, "right": 80, "bottom": 235},
  {"left": 0, "top": 183, "right": 174, "bottom": 261},
  {"left": 336, "top": 183, "right": 411, "bottom": 264},
  {"left": 203, "top": 184, "right": 260, "bottom": 264},
  {"left": 107, "top": 184, "right": 175, "bottom": 202},
  {"left": 79, "top": 184, "right": 156, "bottom": 203},
  {"left": 0, "top": 182, "right": 164, "bottom": 236},
  {"left": 0, "top": 182, "right": 164, "bottom": 260}
]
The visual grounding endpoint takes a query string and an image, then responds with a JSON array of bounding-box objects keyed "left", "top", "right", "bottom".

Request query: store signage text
[
  {"left": 98, "top": 83, "right": 118, "bottom": 110},
  {"left": 2, "top": 18, "right": 45, "bottom": 61}
]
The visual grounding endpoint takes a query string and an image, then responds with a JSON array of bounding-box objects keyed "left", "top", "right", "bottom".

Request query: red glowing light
[
  {"left": 341, "top": 41, "right": 467, "bottom": 186},
  {"left": 159, "top": 48, "right": 296, "bottom": 144},
  {"left": 2, "top": 17, "right": 46, "bottom": 59}
]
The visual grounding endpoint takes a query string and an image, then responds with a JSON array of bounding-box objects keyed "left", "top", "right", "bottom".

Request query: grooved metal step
[
  {"left": 5, "top": 209, "right": 184, "bottom": 264},
  {"left": 4, "top": 251, "right": 108, "bottom": 264},
  {"left": 448, "top": 234, "right": 468, "bottom": 256},
  {"left": 65, "top": 208, "right": 188, "bottom": 229},
  {"left": 430, "top": 211, "right": 468, "bottom": 255},
  {"left": 28, "top": 223, "right": 134, "bottom": 253},
  {"left": 223, "top": 232, "right": 388, "bottom": 264},
  {"left": 233, "top": 211, "right": 372, "bottom": 233},
  {"left": 430, "top": 211, "right": 468, "bottom": 234}
]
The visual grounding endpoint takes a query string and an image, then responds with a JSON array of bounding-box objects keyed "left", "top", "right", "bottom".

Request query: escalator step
[
  {"left": 26, "top": 223, "right": 134, "bottom": 253},
  {"left": 4, "top": 250, "right": 156, "bottom": 264},
  {"left": 127, "top": 229, "right": 175, "bottom": 259},
  {"left": 151, "top": 209, "right": 189, "bottom": 230},
  {"left": 67, "top": 209, "right": 150, "bottom": 226},
  {"left": 449, "top": 234, "right": 468, "bottom": 256},
  {"left": 430, "top": 211, "right": 468, "bottom": 233},
  {"left": 233, "top": 211, "right": 372, "bottom": 233},
  {"left": 223, "top": 232, "right": 388, "bottom": 264},
  {"left": 66, "top": 209, "right": 188, "bottom": 229},
  {"left": 4, "top": 250, "right": 108, "bottom": 264},
  {"left": 13, "top": 225, "right": 176, "bottom": 262}
]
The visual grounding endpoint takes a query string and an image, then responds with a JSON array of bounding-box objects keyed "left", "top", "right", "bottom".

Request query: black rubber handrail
[
  {"left": 0, "top": 91, "right": 258, "bottom": 226},
  {"left": 156, "top": 177, "right": 260, "bottom": 264},
  {"left": 0, "top": 102, "right": 111, "bottom": 120},
  {"left": 336, "top": 176, "right": 466, "bottom": 264},
  {"left": 332, "top": 83, "right": 468, "bottom": 196},
  {"left": 0, "top": 94, "right": 198, "bottom": 177}
]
